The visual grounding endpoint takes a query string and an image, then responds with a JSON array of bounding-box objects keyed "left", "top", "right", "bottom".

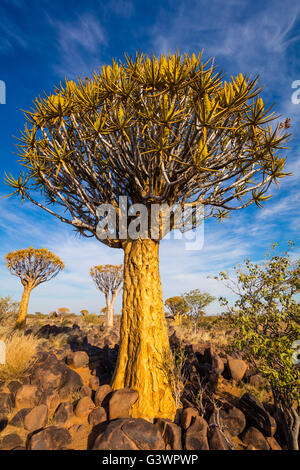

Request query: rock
[
  {"left": 0, "top": 393, "right": 14, "bottom": 414},
  {"left": 79, "top": 385, "right": 92, "bottom": 398},
  {"left": 15, "top": 385, "right": 39, "bottom": 409},
  {"left": 28, "top": 426, "right": 72, "bottom": 450},
  {"left": 181, "top": 407, "right": 199, "bottom": 430},
  {"left": 249, "top": 374, "right": 268, "bottom": 389},
  {"left": 109, "top": 388, "right": 138, "bottom": 420},
  {"left": 0, "top": 432, "right": 23, "bottom": 450},
  {"left": 93, "top": 419, "right": 138, "bottom": 450},
  {"left": 203, "top": 346, "right": 224, "bottom": 375},
  {"left": 39, "top": 389, "right": 60, "bottom": 413},
  {"left": 30, "top": 352, "right": 83, "bottom": 396},
  {"left": 10, "top": 408, "right": 32, "bottom": 428},
  {"left": 94, "top": 384, "right": 112, "bottom": 407},
  {"left": 89, "top": 377, "right": 100, "bottom": 391},
  {"left": 0, "top": 415, "right": 8, "bottom": 432},
  {"left": 74, "top": 396, "right": 95, "bottom": 418},
  {"left": 209, "top": 404, "right": 246, "bottom": 436},
  {"left": 239, "top": 393, "right": 276, "bottom": 437},
  {"left": 227, "top": 357, "right": 247, "bottom": 381},
  {"left": 185, "top": 416, "right": 209, "bottom": 450},
  {"left": 24, "top": 405, "right": 48, "bottom": 432},
  {"left": 121, "top": 418, "right": 165, "bottom": 450},
  {"left": 7, "top": 381, "right": 22, "bottom": 395},
  {"left": 267, "top": 436, "right": 282, "bottom": 450},
  {"left": 155, "top": 418, "right": 182, "bottom": 450},
  {"left": 66, "top": 351, "right": 89, "bottom": 369},
  {"left": 241, "top": 427, "right": 270, "bottom": 450},
  {"left": 53, "top": 402, "right": 74, "bottom": 425},
  {"left": 88, "top": 407, "right": 107, "bottom": 427},
  {"left": 208, "top": 426, "right": 233, "bottom": 450}
]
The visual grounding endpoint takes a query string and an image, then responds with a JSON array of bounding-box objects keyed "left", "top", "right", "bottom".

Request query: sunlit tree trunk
[
  {"left": 15, "top": 284, "right": 32, "bottom": 329},
  {"left": 112, "top": 238, "right": 176, "bottom": 421}
]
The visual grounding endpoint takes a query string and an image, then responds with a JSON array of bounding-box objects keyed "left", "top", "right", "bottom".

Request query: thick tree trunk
[
  {"left": 15, "top": 285, "right": 31, "bottom": 329},
  {"left": 112, "top": 238, "right": 176, "bottom": 421}
]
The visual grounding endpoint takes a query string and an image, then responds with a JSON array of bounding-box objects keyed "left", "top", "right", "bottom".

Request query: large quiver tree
[
  {"left": 5, "top": 247, "right": 64, "bottom": 329},
  {"left": 5, "top": 52, "right": 290, "bottom": 420},
  {"left": 90, "top": 264, "right": 123, "bottom": 327}
]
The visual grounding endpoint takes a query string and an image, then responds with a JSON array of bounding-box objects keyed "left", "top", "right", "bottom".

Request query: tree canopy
[
  {"left": 6, "top": 247, "right": 64, "bottom": 287},
  {"left": 5, "top": 52, "right": 290, "bottom": 246}
]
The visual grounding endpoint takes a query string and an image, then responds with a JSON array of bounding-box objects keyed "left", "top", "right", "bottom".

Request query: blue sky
[{"left": 0, "top": 0, "right": 299, "bottom": 315}]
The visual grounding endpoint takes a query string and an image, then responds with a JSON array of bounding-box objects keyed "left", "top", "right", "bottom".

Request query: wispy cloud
[{"left": 49, "top": 13, "right": 107, "bottom": 78}]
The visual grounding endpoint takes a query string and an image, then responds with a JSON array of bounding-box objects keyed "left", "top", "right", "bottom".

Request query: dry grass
[{"left": 0, "top": 331, "right": 41, "bottom": 383}]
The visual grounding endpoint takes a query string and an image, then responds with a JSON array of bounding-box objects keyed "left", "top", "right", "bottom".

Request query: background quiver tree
[
  {"left": 5, "top": 247, "right": 64, "bottom": 329},
  {"left": 90, "top": 264, "right": 123, "bottom": 328},
  {"left": 217, "top": 243, "right": 300, "bottom": 450},
  {"left": 183, "top": 289, "right": 215, "bottom": 333},
  {"left": 5, "top": 51, "right": 291, "bottom": 420},
  {"left": 165, "top": 296, "right": 189, "bottom": 325},
  {"left": 80, "top": 309, "right": 89, "bottom": 317}
]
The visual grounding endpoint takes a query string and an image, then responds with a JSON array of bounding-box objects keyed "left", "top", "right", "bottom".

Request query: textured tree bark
[
  {"left": 112, "top": 238, "right": 176, "bottom": 421},
  {"left": 15, "top": 285, "right": 31, "bottom": 329}
]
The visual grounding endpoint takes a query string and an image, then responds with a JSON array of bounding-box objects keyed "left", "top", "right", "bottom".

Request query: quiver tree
[
  {"left": 5, "top": 52, "right": 290, "bottom": 420},
  {"left": 90, "top": 264, "right": 123, "bottom": 327},
  {"left": 165, "top": 296, "right": 189, "bottom": 325},
  {"left": 5, "top": 247, "right": 64, "bottom": 329}
]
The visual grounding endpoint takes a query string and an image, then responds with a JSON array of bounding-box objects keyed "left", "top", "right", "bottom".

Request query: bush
[
  {"left": 0, "top": 296, "right": 19, "bottom": 320},
  {"left": 0, "top": 331, "right": 41, "bottom": 382}
]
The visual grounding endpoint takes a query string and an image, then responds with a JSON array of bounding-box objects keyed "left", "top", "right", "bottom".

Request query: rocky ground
[{"left": 0, "top": 317, "right": 287, "bottom": 450}]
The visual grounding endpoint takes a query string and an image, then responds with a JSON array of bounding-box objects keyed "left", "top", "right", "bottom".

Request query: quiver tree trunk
[
  {"left": 112, "top": 238, "right": 176, "bottom": 421},
  {"left": 105, "top": 292, "right": 116, "bottom": 328},
  {"left": 16, "top": 284, "right": 32, "bottom": 329}
]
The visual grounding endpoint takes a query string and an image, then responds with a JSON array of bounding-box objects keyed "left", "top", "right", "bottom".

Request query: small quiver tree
[
  {"left": 80, "top": 309, "right": 89, "bottom": 317},
  {"left": 90, "top": 264, "right": 123, "bottom": 328},
  {"left": 5, "top": 247, "right": 64, "bottom": 329},
  {"left": 6, "top": 52, "right": 291, "bottom": 420},
  {"left": 217, "top": 243, "right": 300, "bottom": 450},
  {"left": 165, "top": 296, "right": 189, "bottom": 325},
  {"left": 183, "top": 289, "right": 215, "bottom": 333}
]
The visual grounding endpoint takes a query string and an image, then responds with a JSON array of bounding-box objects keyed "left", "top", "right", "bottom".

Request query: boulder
[
  {"left": 208, "top": 426, "right": 234, "bottom": 450},
  {"left": 108, "top": 388, "right": 138, "bottom": 420},
  {"left": 0, "top": 415, "right": 8, "bottom": 432},
  {"left": 0, "top": 393, "right": 14, "bottom": 414},
  {"left": 241, "top": 426, "right": 270, "bottom": 450},
  {"left": 66, "top": 351, "right": 89, "bottom": 369},
  {"left": 181, "top": 407, "right": 199, "bottom": 430},
  {"left": 7, "top": 381, "right": 22, "bottom": 395},
  {"left": 0, "top": 433, "right": 23, "bottom": 450},
  {"left": 93, "top": 419, "right": 138, "bottom": 450},
  {"left": 53, "top": 402, "right": 74, "bottom": 425},
  {"left": 88, "top": 407, "right": 107, "bottom": 427},
  {"left": 227, "top": 357, "right": 247, "bottom": 381},
  {"left": 15, "top": 385, "right": 39, "bottom": 409},
  {"left": 28, "top": 426, "right": 72, "bottom": 450},
  {"left": 30, "top": 352, "right": 83, "bottom": 396},
  {"left": 89, "top": 377, "right": 100, "bottom": 391},
  {"left": 94, "top": 384, "right": 112, "bottom": 407},
  {"left": 121, "top": 418, "right": 165, "bottom": 450},
  {"left": 24, "top": 404, "right": 48, "bottom": 432},
  {"left": 155, "top": 418, "right": 182, "bottom": 450},
  {"left": 79, "top": 385, "right": 92, "bottom": 398},
  {"left": 209, "top": 404, "right": 246, "bottom": 436},
  {"left": 239, "top": 393, "right": 276, "bottom": 437},
  {"left": 74, "top": 396, "right": 95, "bottom": 418},
  {"left": 267, "top": 436, "right": 282, "bottom": 450},
  {"left": 184, "top": 416, "right": 209, "bottom": 450},
  {"left": 10, "top": 408, "right": 32, "bottom": 428}
]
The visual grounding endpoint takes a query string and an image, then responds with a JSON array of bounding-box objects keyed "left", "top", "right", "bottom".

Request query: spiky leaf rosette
[
  {"left": 6, "top": 52, "right": 290, "bottom": 246},
  {"left": 5, "top": 247, "right": 65, "bottom": 287},
  {"left": 90, "top": 264, "right": 123, "bottom": 294}
]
